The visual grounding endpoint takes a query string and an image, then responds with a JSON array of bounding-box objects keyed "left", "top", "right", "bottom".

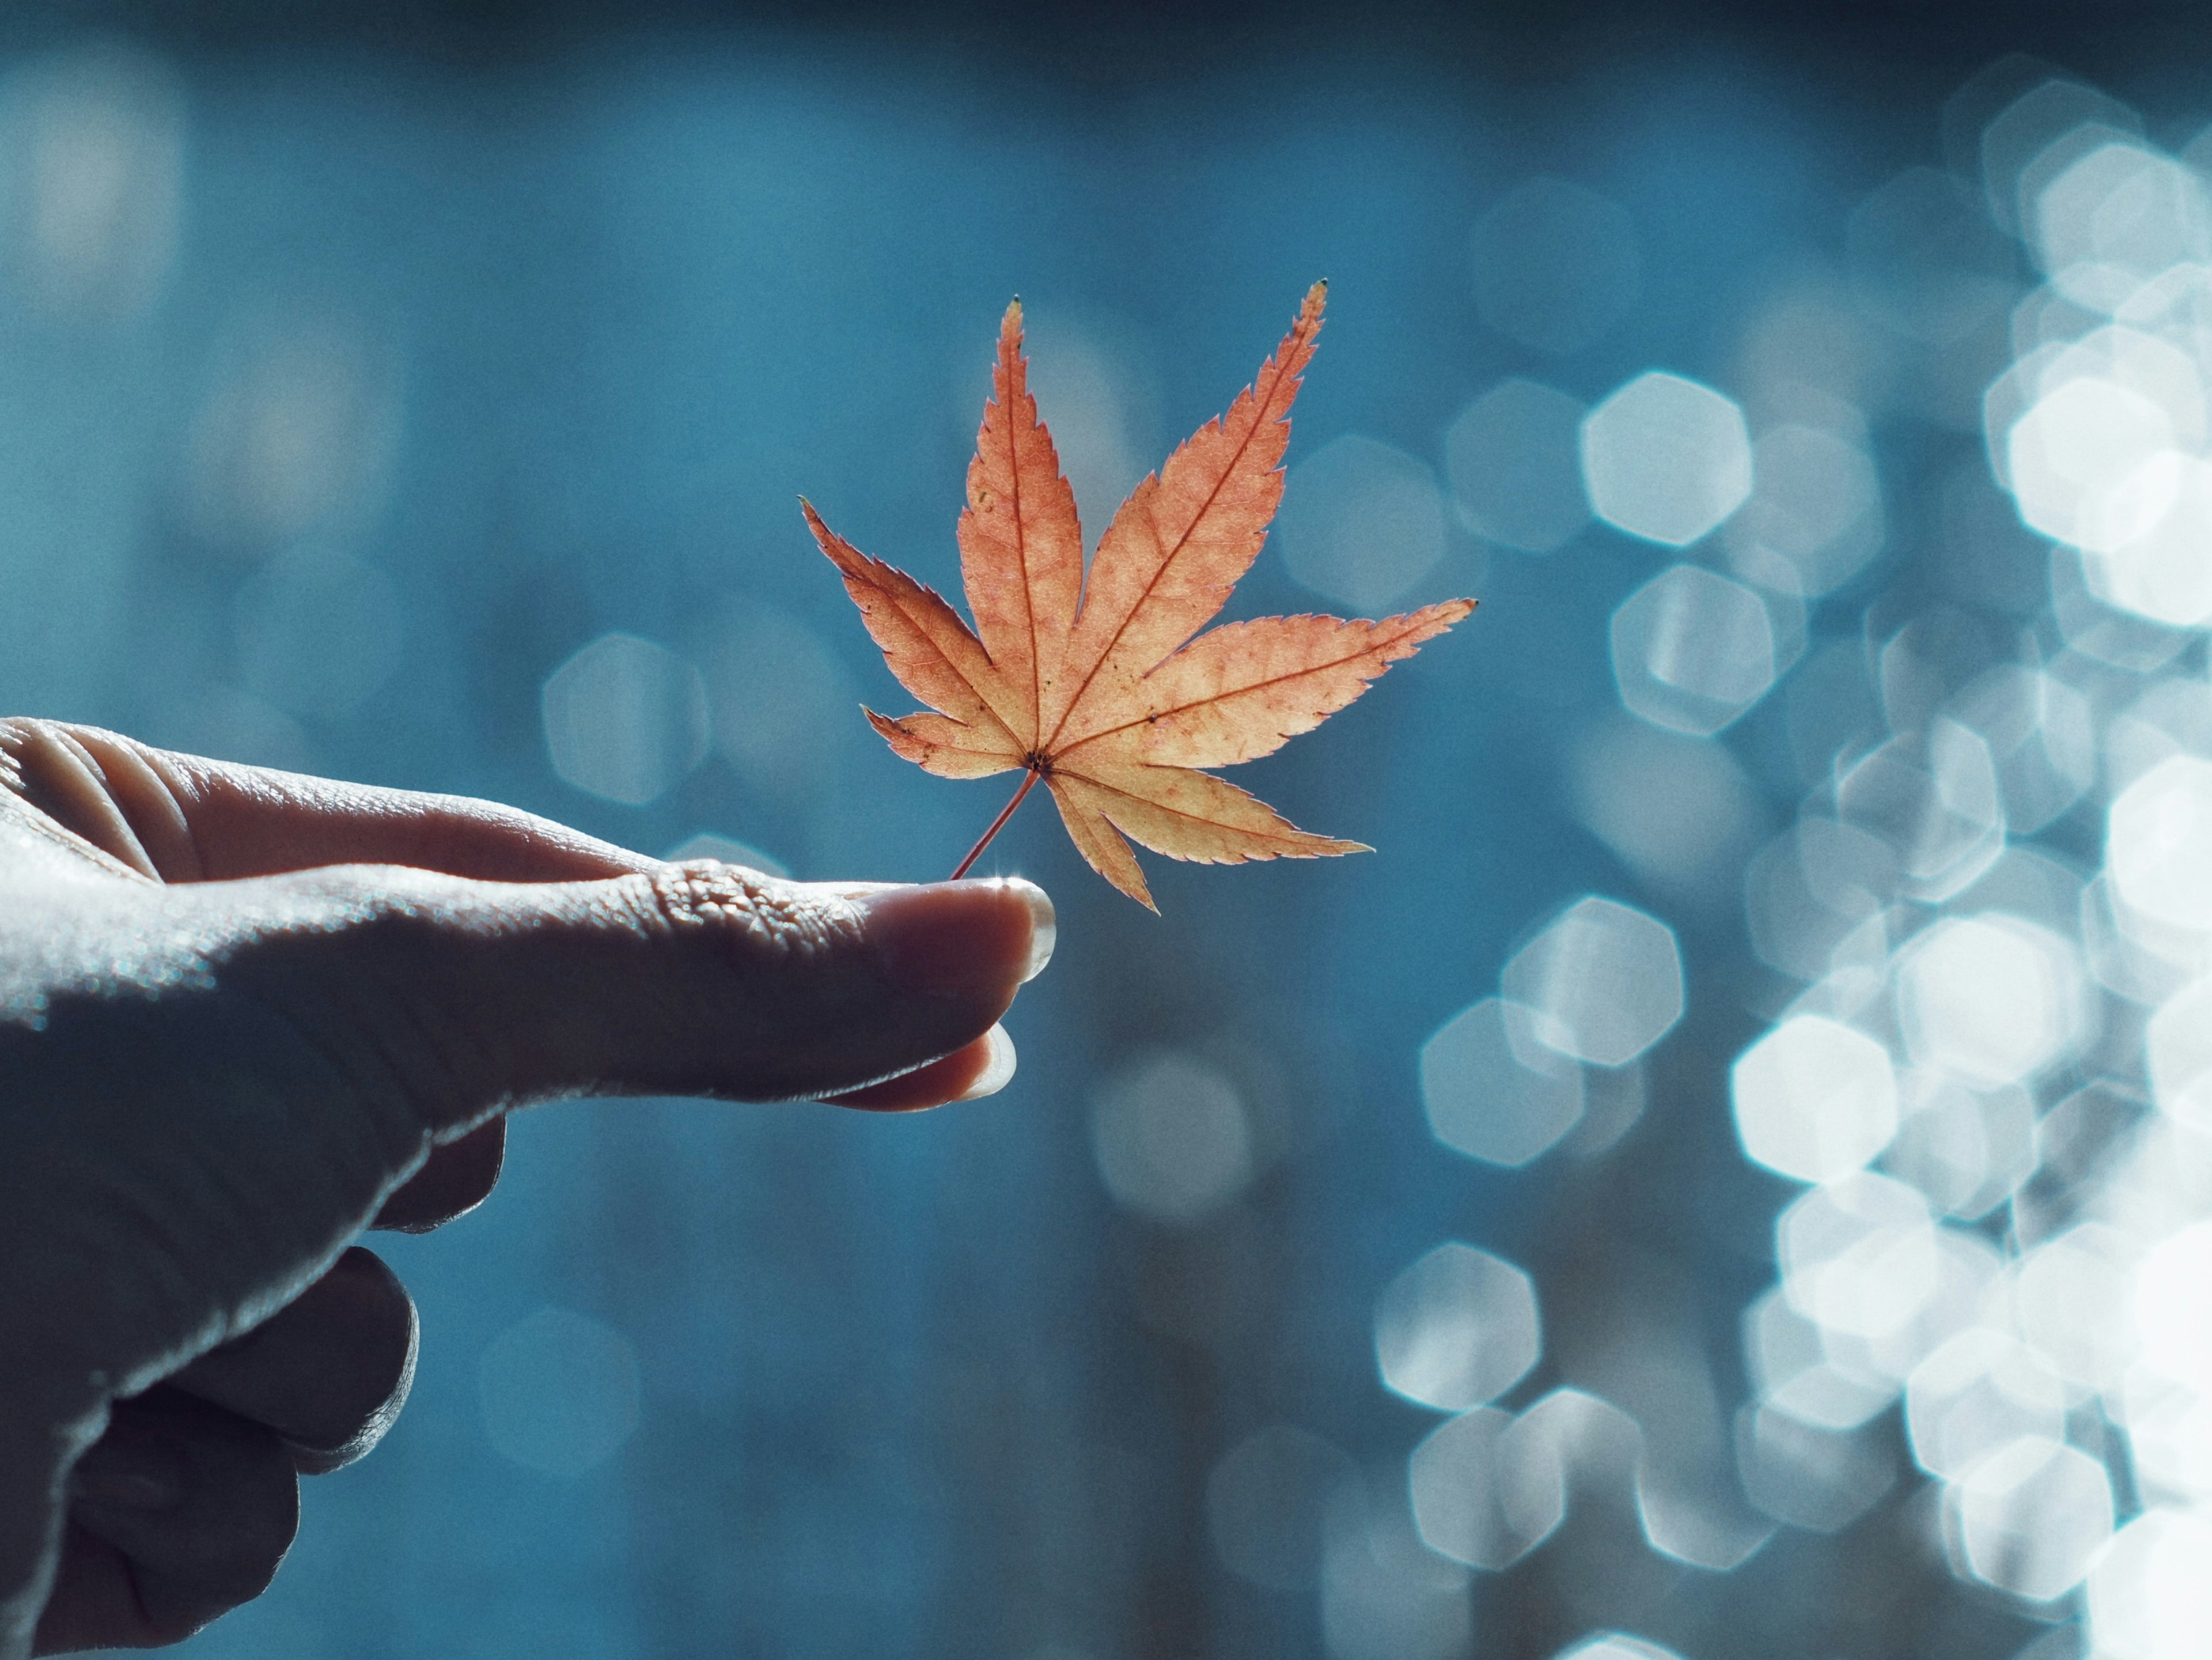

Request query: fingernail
[
  {"left": 71, "top": 1434, "right": 185, "bottom": 1512},
  {"left": 955, "top": 1026, "right": 1017, "bottom": 1101},
  {"left": 861, "top": 879, "right": 1055, "bottom": 997},
  {"left": 1009, "top": 880, "right": 1055, "bottom": 982}
]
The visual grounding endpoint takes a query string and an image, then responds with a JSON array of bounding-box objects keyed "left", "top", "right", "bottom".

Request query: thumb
[{"left": 205, "top": 864, "right": 1055, "bottom": 1126}]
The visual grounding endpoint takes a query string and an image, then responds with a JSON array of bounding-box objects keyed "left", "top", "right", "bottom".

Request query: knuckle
[{"left": 638, "top": 866, "right": 861, "bottom": 970}]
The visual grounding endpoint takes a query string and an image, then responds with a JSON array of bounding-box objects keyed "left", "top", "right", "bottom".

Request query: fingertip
[
  {"left": 956, "top": 1024, "right": 1017, "bottom": 1100},
  {"left": 823, "top": 1024, "right": 1015, "bottom": 1113},
  {"left": 857, "top": 877, "right": 1054, "bottom": 999}
]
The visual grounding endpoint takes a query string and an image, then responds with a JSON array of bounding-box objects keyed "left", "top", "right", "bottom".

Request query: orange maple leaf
[{"left": 804, "top": 282, "right": 1476, "bottom": 911}]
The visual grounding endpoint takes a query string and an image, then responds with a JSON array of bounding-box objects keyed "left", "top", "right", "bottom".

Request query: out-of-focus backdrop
[{"left": 15, "top": 2, "right": 2212, "bottom": 1655}]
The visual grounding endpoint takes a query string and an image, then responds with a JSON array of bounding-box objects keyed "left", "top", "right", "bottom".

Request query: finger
[
  {"left": 39, "top": 1391, "right": 296, "bottom": 1653},
  {"left": 371, "top": 1119, "right": 506, "bottom": 1232},
  {"left": 824, "top": 1025, "right": 1017, "bottom": 1111},
  {"left": 0, "top": 717, "right": 661, "bottom": 884},
  {"left": 163, "top": 1249, "right": 417, "bottom": 1476},
  {"left": 193, "top": 867, "right": 1054, "bottom": 1128}
]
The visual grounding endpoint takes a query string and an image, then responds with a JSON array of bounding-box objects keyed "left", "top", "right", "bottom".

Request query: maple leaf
[{"left": 803, "top": 282, "right": 1476, "bottom": 911}]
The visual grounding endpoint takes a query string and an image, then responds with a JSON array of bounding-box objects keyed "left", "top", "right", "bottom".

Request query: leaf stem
[{"left": 950, "top": 768, "right": 1042, "bottom": 880}]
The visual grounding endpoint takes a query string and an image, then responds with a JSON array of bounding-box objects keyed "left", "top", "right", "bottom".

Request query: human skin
[{"left": 0, "top": 717, "right": 1052, "bottom": 1656}]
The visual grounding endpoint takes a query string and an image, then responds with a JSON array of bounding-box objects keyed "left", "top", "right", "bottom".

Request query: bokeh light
[
  {"left": 1207, "top": 1425, "right": 1358, "bottom": 1591},
  {"left": 1834, "top": 720, "right": 2005, "bottom": 901},
  {"left": 1580, "top": 370, "right": 1753, "bottom": 546},
  {"left": 540, "top": 632, "right": 711, "bottom": 807},
  {"left": 1778, "top": 1172, "right": 1940, "bottom": 1343},
  {"left": 1444, "top": 378, "right": 1590, "bottom": 553},
  {"left": 1469, "top": 177, "right": 1641, "bottom": 356},
  {"left": 1892, "top": 913, "right": 2090, "bottom": 1086},
  {"left": 2109, "top": 755, "right": 2212, "bottom": 931},
  {"left": 1499, "top": 895, "right": 1683, "bottom": 1067},
  {"left": 1407, "top": 1405, "right": 1564, "bottom": 1570},
  {"left": 1953, "top": 1436, "right": 2113, "bottom": 1601},
  {"left": 1733, "top": 1404, "right": 1895, "bottom": 1533},
  {"left": 1373, "top": 1242, "right": 1540, "bottom": 1412},
  {"left": 478, "top": 1306, "right": 643, "bottom": 1479},
  {"left": 2089, "top": 1508, "right": 2212, "bottom": 1660},
  {"left": 1089, "top": 1050, "right": 1253, "bottom": 1224},
  {"left": 1732, "top": 1015, "right": 1899, "bottom": 1185},
  {"left": 1609, "top": 564, "right": 1782, "bottom": 736},
  {"left": 1724, "top": 423, "right": 1884, "bottom": 597},
  {"left": 0, "top": 44, "right": 183, "bottom": 319},
  {"left": 1422, "top": 997, "right": 1584, "bottom": 1167},
  {"left": 1278, "top": 433, "right": 1448, "bottom": 613}
]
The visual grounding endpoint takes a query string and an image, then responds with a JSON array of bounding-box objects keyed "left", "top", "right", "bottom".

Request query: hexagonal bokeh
[
  {"left": 1421, "top": 998, "right": 1584, "bottom": 1167},
  {"left": 2134, "top": 1219, "right": 2212, "bottom": 1391},
  {"left": 1903, "top": 1327, "right": 2068, "bottom": 1481},
  {"left": 1469, "top": 177, "right": 1641, "bottom": 356},
  {"left": 1743, "top": 818, "right": 1897, "bottom": 982},
  {"left": 1975, "top": 75, "right": 2142, "bottom": 236},
  {"left": 2006, "top": 369, "right": 2186, "bottom": 555},
  {"left": 2148, "top": 977, "right": 2212, "bottom": 1133},
  {"left": 1580, "top": 370, "right": 1753, "bottom": 547},
  {"left": 1944, "top": 663, "right": 2095, "bottom": 835},
  {"left": 2012, "top": 1225, "right": 2139, "bottom": 1390},
  {"left": 2082, "top": 450, "right": 2212, "bottom": 629},
  {"left": 1954, "top": 1436, "right": 2113, "bottom": 1602},
  {"left": 1609, "top": 565, "right": 1779, "bottom": 736},
  {"left": 1724, "top": 425, "right": 1884, "bottom": 599},
  {"left": 1732, "top": 1015, "right": 1899, "bottom": 1185},
  {"left": 1834, "top": 720, "right": 2005, "bottom": 902},
  {"left": 2110, "top": 754, "right": 2212, "bottom": 932},
  {"left": 1501, "top": 896, "right": 1683, "bottom": 1067},
  {"left": 1374, "top": 1242, "right": 1540, "bottom": 1413},
  {"left": 1206, "top": 1425, "right": 1357, "bottom": 1592},
  {"left": 1407, "top": 1405, "right": 1565, "bottom": 1571},
  {"left": 2034, "top": 141, "right": 2212, "bottom": 301},
  {"left": 1893, "top": 913, "right": 2090, "bottom": 1086},
  {"left": 1733, "top": 1405, "right": 1896, "bottom": 1535},
  {"left": 1845, "top": 167, "right": 2016, "bottom": 346},
  {"left": 1778, "top": 1172, "right": 1940, "bottom": 1343},
  {"left": 1741, "top": 1286, "right": 1896, "bottom": 1431},
  {"left": 1880, "top": 1071, "right": 2036, "bottom": 1221},
  {"left": 1278, "top": 433, "right": 1447, "bottom": 614},
  {"left": 540, "top": 632, "right": 710, "bottom": 807},
  {"left": 1444, "top": 379, "right": 1590, "bottom": 554},
  {"left": 2089, "top": 1510, "right": 2212, "bottom": 1658}
]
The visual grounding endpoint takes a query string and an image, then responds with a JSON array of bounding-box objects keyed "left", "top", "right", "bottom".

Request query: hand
[{"left": 0, "top": 718, "right": 1052, "bottom": 1657}]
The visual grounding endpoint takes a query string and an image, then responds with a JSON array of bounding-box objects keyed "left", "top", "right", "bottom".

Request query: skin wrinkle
[
  {"left": 89, "top": 737, "right": 206, "bottom": 884},
  {"left": 26, "top": 728, "right": 158, "bottom": 882},
  {"left": 641, "top": 865, "right": 858, "bottom": 967}
]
